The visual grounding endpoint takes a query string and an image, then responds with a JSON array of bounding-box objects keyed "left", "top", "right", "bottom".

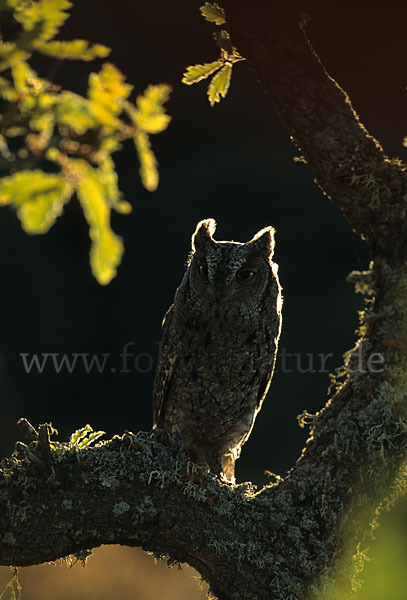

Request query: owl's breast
[{"left": 162, "top": 306, "right": 277, "bottom": 447}]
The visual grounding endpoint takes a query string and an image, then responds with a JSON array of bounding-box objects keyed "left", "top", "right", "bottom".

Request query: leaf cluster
[
  {"left": 182, "top": 2, "right": 245, "bottom": 106},
  {"left": 0, "top": 0, "right": 171, "bottom": 284},
  {"left": 68, "top": 424, "right": 105, "bottom": 449}
]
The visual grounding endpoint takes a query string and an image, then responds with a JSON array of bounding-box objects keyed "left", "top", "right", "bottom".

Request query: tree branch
[
  {"left": 221, "top": 1, "right": 407, "bottom": 262},
  {"left": 0, "top": 429, "right": 309, "bottom": 599},
  {"left": 1, "top": 407, "right": 407, "bottom": 600}
]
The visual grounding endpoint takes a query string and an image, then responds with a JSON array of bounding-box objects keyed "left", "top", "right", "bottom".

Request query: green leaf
[
  {"left": 84, "top": 430, "right": 106, "bottom": 446},
  {"left": 75, "top": 161, "right": 124, "bottom": 285},
  {"left": 208, "top": 63, "right": 232, "bottom": 106},
  {"left": 0, "top": 170, "right": 73, "bottom": 233},
  {"left": 97, "top": 156, "right": 120, "bottom": 202},
  {"left": 11, "top": 60, "right": 35, "bottom": 92},
  {"left": 69, "top": 424, "right": 105, "bottom": 449},
  {"left": 29, "top": 108, "right": 54, "bottom": 137},
  {"left": 182, "top": 61, "right": 222, "bottom": 85},
  {"left": 14, "top": 0, "right": 72, "bottom": 43},
  {"left": 97, "top": 155, "right": 131, "bottom": 214},
  {"left": 124, "top": 85, "right": 170, "bottom": 191},
  {"left": 0, "top": 1, "right": 170, "bottom": 285},
  {"left": 134, "top": 130, "right": 158, "bottom": 192},
  {"left": 0, "top": 0, "right": 21, "bottom": 9},
  {"left": 0, "top": 75, "right": 18, "bottom": 101},
  {"left": 17, "top": 179, "right": 72, "bottom": 234},
  {"left": 26, "top": 89, "right": 57, "bottom": 136},
  {"left": 129, "top": 84, "right": 172, "bottom": 134},
  {"left": 200, "top": 2, "right": 225, "bottom": 25},
  {"left": 56, "top": 91, "right": 98, "bottom": 134},
  {"left": 0, "top": 134, "right": 11, "bottom": 159},
  {"left": 0, "top": 43, "right": 29, "bottom": 71},
  {"left": 36, "top": 39, "right": 110, "bottom": 61},
  {"left": 213, "top": 29, "right": 233, "bottom": 55},
  {"left": 88, "top": 63, "right": 133, "bottom": 131},
  {"left": 69, "top": 424, "right": 90, "bottom": 447}
]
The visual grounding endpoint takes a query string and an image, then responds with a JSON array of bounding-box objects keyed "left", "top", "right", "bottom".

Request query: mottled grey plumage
[{"left": 153, "top": 219, "right": 282, "bottom": 482}]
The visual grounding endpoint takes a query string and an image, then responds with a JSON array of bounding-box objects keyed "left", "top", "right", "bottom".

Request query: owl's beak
[{"left": 215, "top": 284, "right": 228, "bottom": 301}]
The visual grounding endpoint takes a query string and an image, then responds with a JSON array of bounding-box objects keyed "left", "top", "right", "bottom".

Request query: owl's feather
[
  {"left": 152, "top": 305, "right": 176, "bottom": 425},
  {"left": 153, "top": 219, "right": 282, "bottom": 482}
]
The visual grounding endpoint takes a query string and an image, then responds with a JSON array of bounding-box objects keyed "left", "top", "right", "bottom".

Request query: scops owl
[{"left": 153, "top": 219, "right": 282, "bottom": 482}]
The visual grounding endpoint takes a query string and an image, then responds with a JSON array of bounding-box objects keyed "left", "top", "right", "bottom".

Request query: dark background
[{"left": 1, "top": 1, "right": 406, "bottom": 488}]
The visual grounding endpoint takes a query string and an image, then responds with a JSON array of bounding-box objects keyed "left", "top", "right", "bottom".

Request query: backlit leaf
[
  {"left": 213, "top": 30, "right": 233, "bottom": 55},
  {"left": 29, "top": 108, "right": 54, "bottom": 137},
  {"left": 27, "top": 90, "right": 56, "bottom": 136},
  {"left": 97, "top": 155, "right": 131, "bottom": 213},
  {"left": 0, "top": 170, "right": 73, "bottom": 233},
  {"left": 200, "top": 2, "right": 225, "bottom": 25},
  {"left": 56, "top": 91, "right": 97, "bottom": 134},
  {"left": 0, "top": 75, "right": 18, "bottom": 101},
  {"left": 0, "top": 135, "right": 11, "bottom": 159},
  {"left": 0, "top": 1, "right": 169, "bottom": 284},
  {"left": 14, "top": 0, "right": 72, "bottom": 43},
  {"left": 75, "top": 162, "right": 124, "bottom": 285},
  {"left": 37, "top": 39, "right": 110, "bottom": 61},
  {"left": 207, "top": 62, "right": 232, "bottom": 106},
  {"left": 134, "top": 130, "right": 158, "bottom": 192},
  {"left": 88, "top": 63, "right": 133, "bottom": 131},
  {"left": 182, "top": 61, "right": 221, "bottom": 85},
  {"left": 11, "top": 60, "right": 34, "bottom": 92},
  {"left": 0, "top": 43, "right": 29, "bottom": 71},
  {"left": 131, "top": 84, "right": 171, "bottom": 134},
  {"left": 0, "top": 1, "right": 21, "bottom": 8},
  {"left": 69, "top": 424, "right": 105, "bottom": 449},
  {"left": 114, "top": 200, "right": 132, "bottom": 214}
]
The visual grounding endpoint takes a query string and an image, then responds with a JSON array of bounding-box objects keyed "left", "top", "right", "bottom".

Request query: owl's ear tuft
[
  {"left": 192, "top": 218, "right": 217, "bottom": 251},
  {"left": 246, "top": 226, "right": 275, "bottom": 257}
]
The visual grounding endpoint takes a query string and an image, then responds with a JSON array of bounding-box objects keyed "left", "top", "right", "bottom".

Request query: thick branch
[
  {"left": 1, "top": 416, "right": 407, "bottom": 600},
  {"left": 0, "top": 431, "right": 302, "bottom": 599},
  {"left": 221, "top": 1, "right": 407, "bottom": 262}
]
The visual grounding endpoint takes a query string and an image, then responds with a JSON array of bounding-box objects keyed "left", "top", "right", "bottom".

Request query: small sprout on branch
[
  {"left": 213, "top": 29, "right": 234, "bottom": 55},
  {"left": 182, "top": 3, "right": 245, "bottom": 105},
  {"left": 182, "top": 61, "right": 222, "bottom": 85},
  {"left": 208, "top": 63, "right": 232, "bottom": 106},
  {"left": 69, "top": 424, "right": 105, "bottom": 450},
  {"left": 200, "top": 2, "right": 226, "bottom": 26}
]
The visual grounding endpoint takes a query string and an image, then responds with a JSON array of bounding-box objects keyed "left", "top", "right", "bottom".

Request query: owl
[{"left": 152, "top": 219, "right": 282, "bottom": 482}]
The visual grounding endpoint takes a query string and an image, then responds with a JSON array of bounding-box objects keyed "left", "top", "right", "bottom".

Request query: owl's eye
[
  {"left": 198, "top": 264, "right": 208, "bottom": 278},
  {"left": 236, "top": 268, "right": 256, "bottom": 282}
]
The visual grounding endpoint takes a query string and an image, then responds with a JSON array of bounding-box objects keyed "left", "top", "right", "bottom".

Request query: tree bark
[{"left": 2, "top": 4, "right": 407, "bottom": 599}]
